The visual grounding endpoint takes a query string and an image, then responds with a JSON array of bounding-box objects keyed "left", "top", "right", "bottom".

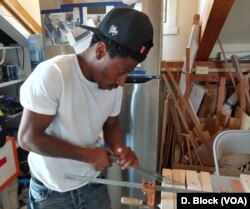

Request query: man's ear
[{"left": 96, "top": 42, "right": 107, "bottom": 59}]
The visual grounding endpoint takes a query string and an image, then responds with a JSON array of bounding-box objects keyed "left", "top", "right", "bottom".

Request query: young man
[{"left": 18, "top": 7, "right": 154, "bottom": 209}]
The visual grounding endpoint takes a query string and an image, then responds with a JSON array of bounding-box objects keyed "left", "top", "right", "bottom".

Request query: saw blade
[{"left": 64, "top": 173, "right": 206, "bottom": 193}]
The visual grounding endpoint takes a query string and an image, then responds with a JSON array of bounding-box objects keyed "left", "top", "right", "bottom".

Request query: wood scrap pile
[{"left": 159, "top": 55, "right": 250, "bottom": 174}]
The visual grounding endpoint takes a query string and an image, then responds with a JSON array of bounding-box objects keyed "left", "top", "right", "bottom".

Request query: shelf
[
  {"left": 0, "top": 79, "right": 24, "bottom": 88},
  {"left": 0, "top": 46, "right": 22, "bottom": 50}
]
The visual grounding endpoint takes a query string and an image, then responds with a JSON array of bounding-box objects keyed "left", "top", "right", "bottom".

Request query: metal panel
[{"left": 113, "top": 1, "right": 162, "bottom": 208}]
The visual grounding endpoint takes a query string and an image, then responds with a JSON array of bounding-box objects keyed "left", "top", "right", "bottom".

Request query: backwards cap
[{"left": 79, "top": 7, "right": 154, "bottom": 56}]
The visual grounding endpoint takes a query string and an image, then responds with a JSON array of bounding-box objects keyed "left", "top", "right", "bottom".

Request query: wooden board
[
  {"left": 161, "top": 169, "right": 176, "bottom": 209},
  {"left": 199, "top": 171, "right": 213, "bottom": 192},
  {"left": 159, "top": 98, "right": 170, "bottom": 173},
  {"left": 172, "top": 169, "right": 186, "bottom": 190},
  {"left": 185, "top": 170, "right": 202, "bottom": 191},
  {"left": 230, "top": 179, "right": 245, "bottom": 193},
  {"left": 240, "top": 174, "right": 250, "bottom": 192}
]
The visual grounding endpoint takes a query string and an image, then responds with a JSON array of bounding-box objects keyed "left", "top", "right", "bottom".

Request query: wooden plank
[
  {"left": 183, "top": 134, "right": 192, "bottom": 165},
  {"left": 1, "top": 0, "right": 42, "bottom": 34},
  {"left": 164, "top": 119, "right": 174, "bottom": 168},
  {"left": 160, "top": 192, "right": 176, "bottom": 209},
  {"left": 185, "top": 170, "right": 202, "bottom": 191},
  {"left": 230, "top": 179, "right": 245, "bottom": 193},
  {"left": 173, "top": 143, "right": 181, "bottom": 164},
  {"left": 196, "top": 143, "right": 214, "bottom": 167},
  {"left": 227, "top": 117, "right": 241, "bottom": 129},
  {"left": 217, "top": 38, "right": 237, "bottom": 90},
  {"left": 172, "top": 169, "right": 186, "bottom": 190},
  {"left": 164, "top": 73, "right": 212, "bottom": 150},
  {"left": 205, "top": 83, "right": 218, "bottom": 116},
  {"left": 172, "top": 163, "right": 215, "bottom": 173},
  {"left": 200, "top": 117, "right": 216, "bottom": 135},
  {"left": 189, "top": 133, "right": 203, "bottom": 166},
  {"left": 236, "top": 107, "right": 250, "bottom": 129},
  {"left": 165, "top": 73, "right": 200, "bottom": 131},
  {"left": 161, "top": 60, "right": 250, "bottom": 71},
  {"left": 162, "top": 169, "right": 173, "bottom": 187},
  {"left": 178, "top": 15, "right": 200, "bottom": 95},
  {"left": 199, "top": 171, "right": 213, "bottom": 192},
  {"left": 231, "top": 55, "right": 250, "bottom": 109},
  {"left": 196, "top": 0, "right": 235, "bottom": 61},
  {"left": 240, "top": 174, "right": 250, "bottom": 192},
  {"left": 240, "top": 111, "right": 250, "bottom": 130},
  {"left": 214, "top": 77, "right": 227, "bottom": 131},
  {"left": 239, "top": 79, "right": 246, "bottom": 111},
  {"left": 184, "top": 47, "right": 191, "bottom": 101},
  {"left": 162, "top": 74, "right": 190, "bottom": 133},
  {"left": 198, "top": 93, "right": 215, "bottom": 118},
  {"left": 222, "top": 109, "right": 232, "bottom": 128},
  {"left": 161, "top": 169, "right": 176, "bottom": 209},
  {"left": 169, "top": 97, "right": 183, "bottom": 146},
  {"left": 159, "top": 98, "right": 170, "bottom": 173}
]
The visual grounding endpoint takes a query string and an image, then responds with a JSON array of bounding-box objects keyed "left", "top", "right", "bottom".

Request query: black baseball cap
[{"left": 79, "top": 7, "right": 154, "bottom": 56}]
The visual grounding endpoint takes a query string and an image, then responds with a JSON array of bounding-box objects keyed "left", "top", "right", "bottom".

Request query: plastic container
[{"left": 28, "top": 34, "right": 44, "bottom": 70}]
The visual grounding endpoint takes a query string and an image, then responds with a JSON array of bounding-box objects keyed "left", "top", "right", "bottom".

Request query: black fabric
[{"left": 79, "top": 7, "right": 153, "bottom": 55}]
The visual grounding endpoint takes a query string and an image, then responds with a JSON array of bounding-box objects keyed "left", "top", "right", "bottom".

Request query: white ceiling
[{"left": 220, "top": 0, "right": 250, "bottom": 44}]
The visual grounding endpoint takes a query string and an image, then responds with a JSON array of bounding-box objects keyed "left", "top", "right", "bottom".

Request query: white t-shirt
[{"left": 20, "top": 54, "right": 123, "bottom": 192}]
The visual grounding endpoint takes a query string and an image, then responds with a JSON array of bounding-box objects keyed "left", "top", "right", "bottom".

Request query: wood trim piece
[
  {"left": 196, "top": 0, "right": 235, "bottom": 61},
  {"left": 0, "top": 0, "right": 42, "bottom": 34},
  {"left": 161, "top": 60, "right": 250, "bottom": 70}
]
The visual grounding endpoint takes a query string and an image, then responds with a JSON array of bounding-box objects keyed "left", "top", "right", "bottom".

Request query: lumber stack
[
  {"left": 160, "top": 168, "right": 250, "bottom": 209},
  {"left": 159, "top": 56, "right": 250, "bottom": 175}
]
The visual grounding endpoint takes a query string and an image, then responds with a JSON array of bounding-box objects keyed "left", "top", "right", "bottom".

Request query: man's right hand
[{"left": 89, "top": 147, "right": 112, "bottom": 171}]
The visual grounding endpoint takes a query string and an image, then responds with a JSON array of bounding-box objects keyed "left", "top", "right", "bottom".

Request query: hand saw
[
  {"left": 64, "top": 173, "right": 203, "bottom": 194},
  {"left": 109, "top": 155, "right": 168, "bottom": 184},
  {"left": 104, "top": 145, "right": 176, "bottom": 185}
]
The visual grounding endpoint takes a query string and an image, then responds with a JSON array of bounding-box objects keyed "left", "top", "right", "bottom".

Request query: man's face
[{"left": 95, "top": 54, "right": 138, "bottom": 90}]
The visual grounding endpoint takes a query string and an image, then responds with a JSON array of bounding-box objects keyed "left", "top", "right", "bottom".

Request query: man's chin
[{"left": 98, "top": 85, "right": 118, "bottom": 90}]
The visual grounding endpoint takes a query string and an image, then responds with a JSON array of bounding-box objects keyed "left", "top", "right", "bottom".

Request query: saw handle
[{"left": 121, "top": 197, "right": 143, "bottom": 206}]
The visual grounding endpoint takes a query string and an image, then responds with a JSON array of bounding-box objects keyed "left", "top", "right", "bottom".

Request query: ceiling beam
[
  {"left": 196, "top": 0, "right": 235, "bottom": 61},
  {"left": 0, "top": 0, "right": 42, "bottom": 34}
]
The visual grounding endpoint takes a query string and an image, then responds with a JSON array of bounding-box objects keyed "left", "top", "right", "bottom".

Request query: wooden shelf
[{"left": 0, "top": 79, "right": 24, "bottom": 88}]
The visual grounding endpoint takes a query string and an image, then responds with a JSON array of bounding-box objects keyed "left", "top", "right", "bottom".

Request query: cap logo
[{"left": 108, "top": 25, "right": 118, "bottom": 36}]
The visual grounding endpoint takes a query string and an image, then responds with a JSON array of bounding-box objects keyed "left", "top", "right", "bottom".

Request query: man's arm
[
  {"left": 103, "top": 116, "right": 138, "bottom": 169},
  {"left": 18, "top": 108, "right": 111, "bottom": 171}
]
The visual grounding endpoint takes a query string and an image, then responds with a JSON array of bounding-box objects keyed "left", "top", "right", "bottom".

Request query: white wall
[
  {"left": 161, "top": 0, "right": 199, "bottom": 61},
  {"left": 210, "top": 0, "right": 250, "bottom": 59}
]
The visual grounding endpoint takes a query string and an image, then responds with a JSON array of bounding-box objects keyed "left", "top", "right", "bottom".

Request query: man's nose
[{"left": 116, "top": 74, "right": 127, "bottom": 86}]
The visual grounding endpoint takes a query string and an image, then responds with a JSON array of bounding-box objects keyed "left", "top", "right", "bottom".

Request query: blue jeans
[{"left": 29, "top": 174, "right": 111, "bottom": 209}]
